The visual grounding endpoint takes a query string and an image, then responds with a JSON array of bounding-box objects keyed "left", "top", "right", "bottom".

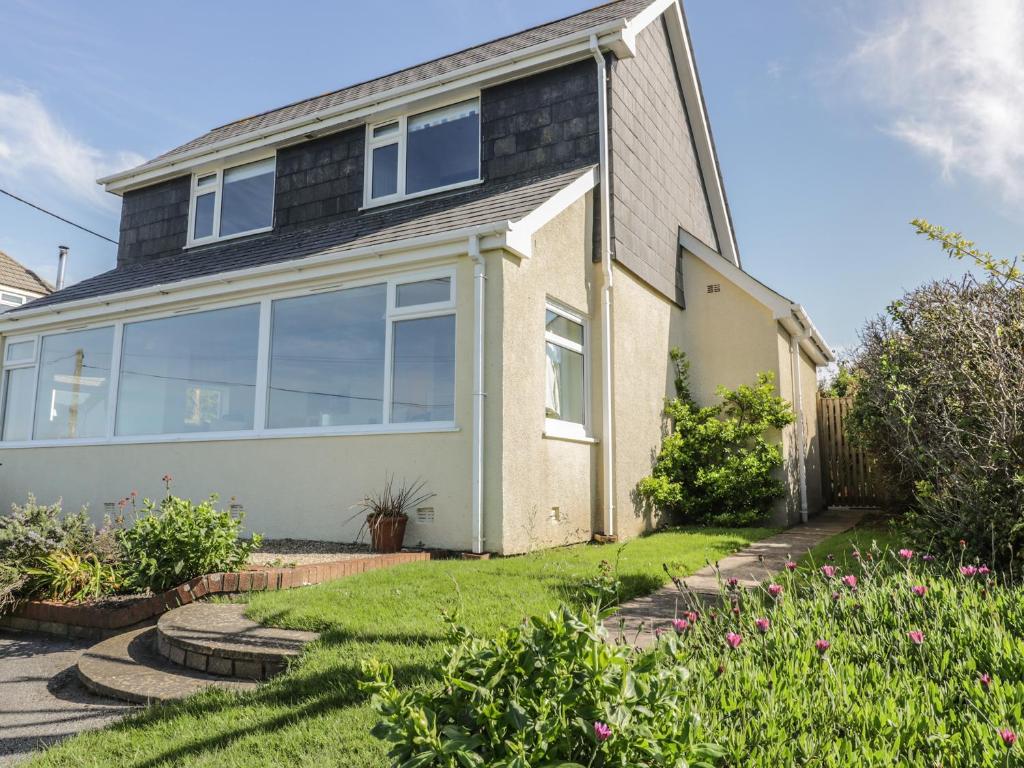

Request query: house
[
  {"left": 0, "top": 0, "right": 832, "bottom": 554},
  {"left": 0, "top": 250, "right": 51, "bottom": 309}
]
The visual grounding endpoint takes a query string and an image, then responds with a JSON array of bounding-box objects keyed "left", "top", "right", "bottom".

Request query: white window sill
[
  {"left": 361, "top": 178, "right": 483, "bottom": 212},
  {"left": 0, "top": 422, "right": 460, "bottom": 450},
  {"left": 185, "top": 225, "right": 273, "bottom": 250},
  {"left": 542, "top": 420, "right": 597, "bottom": 445}
]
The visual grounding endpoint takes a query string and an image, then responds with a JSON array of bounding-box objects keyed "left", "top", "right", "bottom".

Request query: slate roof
[
  {"left": 18, "top": 166, "right": 594, "bottom": 313},
  {"left": 0, "top": 250, "right": 52, "bottom": 295},
  {"left": 117, "top": 0, "right": 653, "bottom": 178}
]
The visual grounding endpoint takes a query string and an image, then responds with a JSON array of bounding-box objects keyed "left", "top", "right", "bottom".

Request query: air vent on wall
[
  {"left": 416, "top": 507, "right": 435, "bottom": 524},
  {"left": 230, "top": 502, "right": 245, "bottom": 516},
  {"left": 103, "top": 502, "right": 117, "bottom": 516},
  {"left": 706, "top": 284, "right": 721, "bottom": 294}
]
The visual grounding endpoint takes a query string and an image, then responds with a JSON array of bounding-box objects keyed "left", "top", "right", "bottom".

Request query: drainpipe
[
  {"left": 469, "top": 235, "right": 486, "bottom": 554},
  {"left": 789, "top": 329, "right": 811, "bottom": 523},
  {"left": 590, "top": 35, "right": 616, "bottom": 538}
]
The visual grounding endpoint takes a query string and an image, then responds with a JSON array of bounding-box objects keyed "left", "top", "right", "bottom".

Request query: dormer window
[
  {"left": 365, "top": 98, "right": 481, "bottom": 207},
  {"left": 187, "top": 156, "right": 276, "bottom": 246}
]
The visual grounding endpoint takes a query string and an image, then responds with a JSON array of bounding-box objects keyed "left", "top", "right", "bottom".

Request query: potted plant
[{"left": 355, "top": 476, "right": 435, "bottom": 554}]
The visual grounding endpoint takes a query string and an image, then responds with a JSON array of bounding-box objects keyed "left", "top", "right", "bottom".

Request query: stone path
[
  {"left": 610, "top": 509, "right": 868, "bottom": 647},
  {"left": 0, "top": 631, "right": 132, "bottom": 767}
]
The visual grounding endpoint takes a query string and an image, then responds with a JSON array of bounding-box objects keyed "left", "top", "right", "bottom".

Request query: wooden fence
[{"left": 816, "top": 395, "right": 882, "bottom": 508}]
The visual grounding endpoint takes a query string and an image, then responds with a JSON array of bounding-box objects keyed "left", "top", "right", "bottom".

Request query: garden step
[
  {"left": 156, "top": 603, "right": 319, "bottom": 680},
  {"left": 77, "top": 627, "right": 258, "bottom": 704}
]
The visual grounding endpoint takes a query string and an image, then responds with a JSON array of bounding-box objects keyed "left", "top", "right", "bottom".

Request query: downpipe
[
  {"left": 469, "top": 235, "right": 486, "bottom": 553},
  {"left": 790, "top": 331, "right": 811, "bottom": 523}
]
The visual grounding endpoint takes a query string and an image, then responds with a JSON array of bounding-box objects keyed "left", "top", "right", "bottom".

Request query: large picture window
[
  {"left": 366, "top": 98, "right": 480, "bottom": 205},
  {"left": 544, "top": 302, "right": 587, "bottom": 435},
  {"left": 188, "top": 156, "right": 275, "bottom": 246},
  {"left": 116, "top": 305, "right": 260, "bottom": 436},
  {"left": 0, "top": 269, "right": 457, "bottom": 445},
  {"left": 34, "top": 327, "right": 114, "bottom": 440}
]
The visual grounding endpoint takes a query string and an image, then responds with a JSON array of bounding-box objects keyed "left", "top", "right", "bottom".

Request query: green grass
[
  {"left": 30, "top": 527, "right": 773, "bottom": 768},
  {"left": 797, "top": 515, "right": 903, "bottom": 571}
]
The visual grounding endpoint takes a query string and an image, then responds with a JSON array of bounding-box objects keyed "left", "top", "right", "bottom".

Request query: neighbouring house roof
[
  {"left": 98, "top": 0, "right": 656, "bottom": 191},
  {"left": 0, "top": 250, "right": 52, "bottom": 296},
  {"left": 18, "top": 166, "right": 595, "bottom": 314}
]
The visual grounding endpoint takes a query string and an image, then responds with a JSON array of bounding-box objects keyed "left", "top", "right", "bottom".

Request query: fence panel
[{"left": 817, "top": 395, "right": 881, "bottom": 507}]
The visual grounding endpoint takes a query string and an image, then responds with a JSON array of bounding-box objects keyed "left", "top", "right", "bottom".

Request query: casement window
[
  {"left": 188, "top": 156, "right": 276, "bottom": 246},
  {"left": 365, "top": 98, "right": 481, "bottom": 206},
  {"left": 0, "top": 268, "right": 457, "bottom": 446},
  {"left": 544, "top": 301, "right": 588, "bottom": 438}
]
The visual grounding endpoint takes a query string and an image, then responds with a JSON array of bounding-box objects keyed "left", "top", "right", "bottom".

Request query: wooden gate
[{"left": 816, "top": 395, "right": 881, "bottom": 507}]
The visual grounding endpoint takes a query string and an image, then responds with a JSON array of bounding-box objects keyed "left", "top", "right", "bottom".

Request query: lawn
[
  {"left": 29, "top": 526, "right": 773, "bottom": 768},
  {"left": 797, "top": 515, "right": 902, "bottom": 570}
]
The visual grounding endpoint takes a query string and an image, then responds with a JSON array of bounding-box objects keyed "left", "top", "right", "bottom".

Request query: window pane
[
  {"left": 194, "top": 192, "right": 215, "bottom": 239},
  {"left": 406, "top": 100, "right": 479, "bottom": 194},
  {"left": 1, "top": 293, "right": 25, "bottom": 305},
  {"left": 5, "top": 340, "right": 34, "bottom": 364},
  {"left": 391, "top": 315, "right": 455, "bottom": 423},
  {"left": 197, "top": 173, "right": 217, "bottom": 187},
  {"left": 545, "top": 342, "right": 584, "bottom": 424},
  {"left": 373, "top": 122, "right": 399, "bottom": 139},
  {"left": 220, "top": 158, "right": 275, "bottom": 236},
  {"left": 396, "top": 277, "right": 451, "bottom": 308},
  {"left": 545, "top": 311, "right": 583, "bottom": 345},
  {"left": 34, "top": 327, "right": 113, "bottom": 440},
  {"left": 116, "top": 305, "right": 259, "bottom": 436},
  {"left": 2, "top": 367, "right": 34, "bottom": 441},
  {"left": 372, "top": 144, "right": 398, "bottom": 199},
  {"left": 269, "top": 284, "right": 387, "bottom": 428}
]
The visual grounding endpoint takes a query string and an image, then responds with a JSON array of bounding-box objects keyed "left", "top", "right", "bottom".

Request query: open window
[
  {"left": 544, "top": 301, "right": 589, "bottom": 439},
  {"left": 188, "top": 156, "right": 276, "bottom": 246},
  {"left": 365, "top": 98, "right": 481, "bottom": 207}
]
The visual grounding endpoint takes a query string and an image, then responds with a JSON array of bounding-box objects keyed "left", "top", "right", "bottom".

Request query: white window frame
[
  {"left": 0, "top": 266, "right": 458, "bottom": 448},
  {"left": 186, "top": 154, "right": 276, "bottom": 248},
  {"left": 362, "top": 96, "right": 482, "bottom": 209},
  {"left": 0, "top": 292, "right": 27, "bottom": 307},
  {"left": 0, "top": 335, "right": 37, "bottom": 442},
  {"left": 543, "top": 300, "right": 591, "bottom": 441}
]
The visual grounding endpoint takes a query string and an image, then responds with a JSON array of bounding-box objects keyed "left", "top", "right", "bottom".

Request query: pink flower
[
  {"left": 999, "top": 729, "right": 1017, "bottom": 748},
  {"left": 785, "top": 561, "right": 798, "bottom": 571},
  {"left": 129, "top": 490, "right": 138, "bottom": 498},
  {"left": 959, "top": 539, "right": 967, "bottom": 549},
  {"left": 654, "top": 628, "right": 666, "bottom": 638},
  {"left": 684, "top": 610, "right": 699, "bottom": 623},
  {"left": 815, "top": 639, "right": 831, "bottom": 654},
  {"left": 820, "top": 565, "right": 836, "bottom": 578},
  {"left": 162, "top": 473, "right": 173, "bottom": 483},
  {"left": 593, "top": 722, "right": 612, "bottom": 742},
  {"left": 831, "top": 591, "right": 842, "bottom": 602},
  {"left": 755, "top": 617, "right": 771, "bottom": 633},
  {"left": 922, "top": 554, "right": 935, "bottom": 562},
  {"left": 960, "top": 565, "right": 978, "bottom": 577},
  {"left": 911, "top": 585, "right": 927, "bottom": 597},
  {"left": 979, "top": 565, "right": 991, "bottom": 575},
  {"left": 898, "top": 549, "right": 914, "bottom": 560},
  {"left": 725, "top": 632, "right": 743, "bottom": 649},
  {"left": 842, "top": 574, "right": 858, "bottom": 590},
  {"left": 767, "top": 583, "right": 783, "bottom": 598},
  {"left": 907, "top": 630, "right": 924, "bottom": 645},
  {"left": 726, "top": 577, "right": 739, "bottom": 589},
  {"left": 672, "top": 618, "right": 690, "bottom": 633},
  {"left": 980, "top": 674, "right": 992, "bottom": 689}
]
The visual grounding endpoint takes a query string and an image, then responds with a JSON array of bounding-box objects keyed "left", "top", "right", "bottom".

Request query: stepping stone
[
  {"left": 78, "top": 627, "right": 258, "bottom": 704},
  {"left": 157, "top": 603, "right": 319, "bottom": 680}
]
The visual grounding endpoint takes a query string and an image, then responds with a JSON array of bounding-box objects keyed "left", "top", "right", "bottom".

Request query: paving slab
[
  {"left": 0, "top": 631, "right": 132, "bottom": 767},
  {"left": 609, "top": 509, "right": 868, "bottom": 647}
]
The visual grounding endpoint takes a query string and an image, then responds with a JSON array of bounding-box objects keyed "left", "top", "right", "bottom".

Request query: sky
[{"left": 0, "top": 0, "right": 1021, "bottom": 352}]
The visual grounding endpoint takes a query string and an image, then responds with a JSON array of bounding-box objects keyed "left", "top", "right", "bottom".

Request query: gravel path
[
  {"left": 0, "top": 631, "right": 134, "bottom": 766},
  {"left": 249, "top": 538, "right": 374, "bottom": 567}
]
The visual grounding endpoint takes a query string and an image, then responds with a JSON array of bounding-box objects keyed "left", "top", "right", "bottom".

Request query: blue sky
[{"left": 0, "top": 0, "right": 1020, "bottom": 351}]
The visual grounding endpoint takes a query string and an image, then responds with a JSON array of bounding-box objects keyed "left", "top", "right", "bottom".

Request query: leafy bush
[
  {"left": 849, "top": 222, "right": 1024, "bottom": 564},
  {"left": 118, "top": 481, "right": 261, "bottom": 593},
  {"left": 637, "top": 350, "right": 794, "bottom": 526},
  {"left": 0, "top": 495, "right": 93, "bottom": 569},
  {"left": 24, "top": 551, "right": 121, "bottom": 602},
  {"left": 656, "top": 539, "right": 1024, "bottom": 766},
  {"left": 362, "top": 606, "right": 722, "bottom": 768}
]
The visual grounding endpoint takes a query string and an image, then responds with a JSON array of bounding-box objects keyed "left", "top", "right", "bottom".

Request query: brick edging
[{"left": 0, "top": 551, "right": 430, "bottom": 640}]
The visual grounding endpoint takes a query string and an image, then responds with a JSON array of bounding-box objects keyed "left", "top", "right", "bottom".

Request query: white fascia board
[
  {"left": 662, "top": 2, "right": 741, "bottom": 268},
  {"left": 505, "top": 166, "right": 598, "bottom": 257},
  {"left": 0, "top": 224, "right": 508, "bottom": 335},
  {"left": 99, "top": 23, "right": 633, "bottom": 195},
  {"left": 618, "top": 0, "right": 677, "bottom": 56}
]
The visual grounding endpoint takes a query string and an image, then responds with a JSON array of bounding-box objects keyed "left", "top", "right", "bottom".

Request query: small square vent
[
  {"left": 103, "top": 502, "right": 117, "bottom": 515},
  {"left": 706, "top": 284, "right": 721, "bottom": 294},
  {"left": 415, "top": 507, "right": 435, "bottom": 524},
  {"left": 230, "top": 502, "right": 245, "bottom": 515},
  {"left": 549, "top": 506, "right": 563, "bottom": 524}
]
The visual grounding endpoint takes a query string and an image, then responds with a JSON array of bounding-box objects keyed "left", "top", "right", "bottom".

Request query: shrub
[
  {"left": 24, "top": 551, "right": 121, "bottom": 602},
  {"left": 0, "top": 496, "right": 93, "bottom": 569},
  {"left": 637, "top": 350, "right": 794, "bottom": 526},
  {"left": 118, "top": 480, "right": 261, "bottom": 593},
  {"left": 362, "top": 606, "right": 722, "bottom": 768},
  {"left": 849, "top": 222, "right": 1024, "bottom": 564}
]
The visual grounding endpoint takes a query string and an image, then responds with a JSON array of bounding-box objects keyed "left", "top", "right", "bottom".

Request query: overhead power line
[{"left": 0, "top": 187, "right": 118, "bottom": 245}]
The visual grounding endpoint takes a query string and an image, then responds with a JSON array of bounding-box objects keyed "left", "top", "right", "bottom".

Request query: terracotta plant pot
[{"left": 367, "top": 513, "right": 408, "bottom": 553}]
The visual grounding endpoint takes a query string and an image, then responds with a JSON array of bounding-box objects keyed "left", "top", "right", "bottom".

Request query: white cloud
[
  {"left": 849, "top": 0, "right": 1024, "bottom": 201},
  {"left": 0, "top": 88, "right": 144, "bottom": 211}
]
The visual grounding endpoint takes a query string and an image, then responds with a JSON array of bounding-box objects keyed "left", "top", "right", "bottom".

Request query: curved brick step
[
  {"left": 78, "top": 627, "right": 258, "bottom": 704},
  {"left": 156, "top": 603, "right": 319, "bottom": 680}
]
